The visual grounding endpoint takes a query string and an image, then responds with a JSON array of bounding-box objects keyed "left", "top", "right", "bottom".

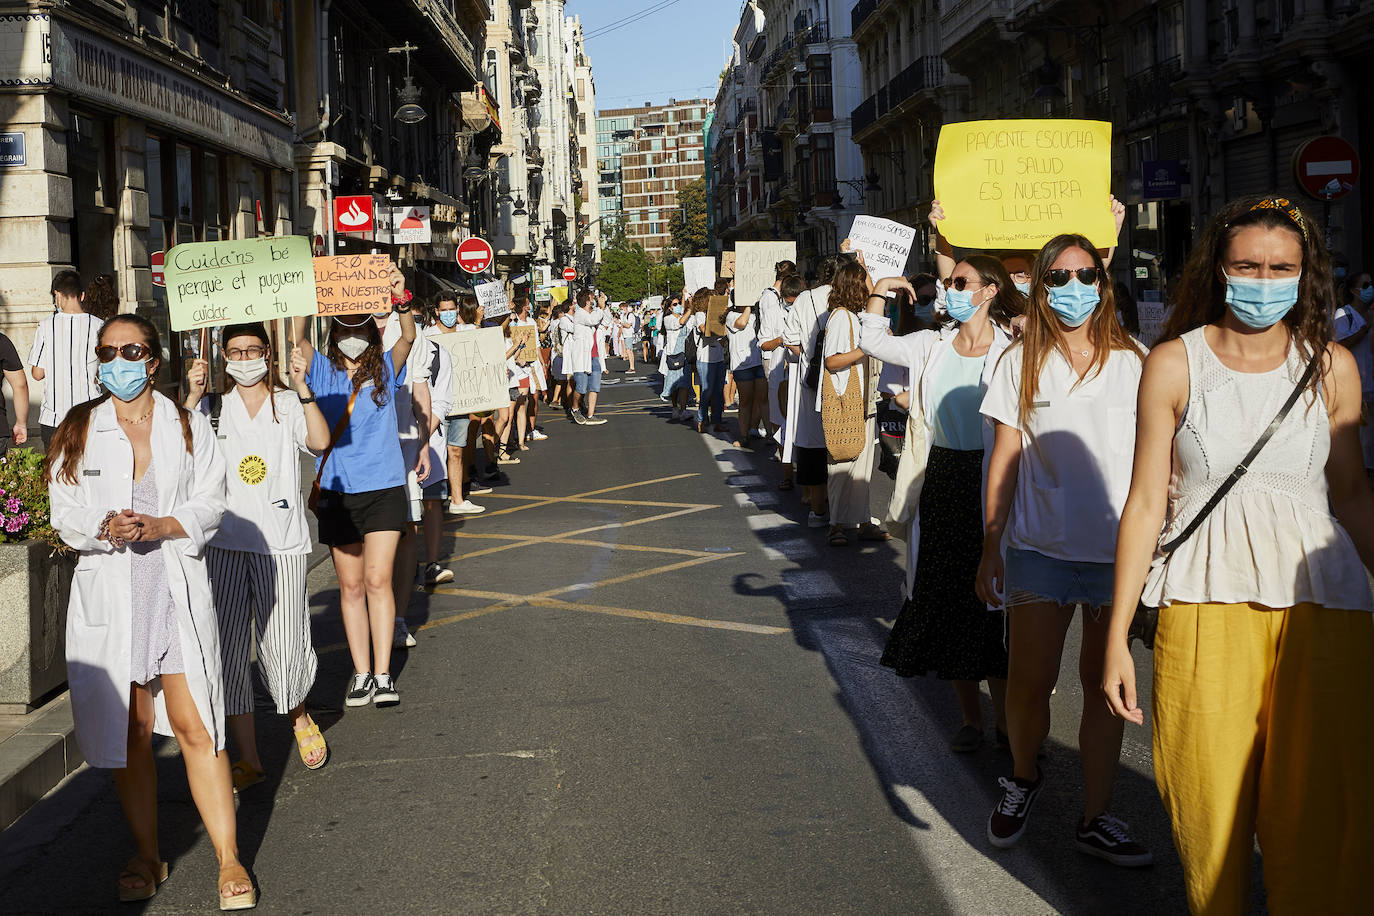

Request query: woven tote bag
[{"left": 821, "top": 314, "right": 866, "bottom": 463}]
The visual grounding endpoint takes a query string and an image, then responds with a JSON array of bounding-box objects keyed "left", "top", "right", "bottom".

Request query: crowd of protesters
[{"left": 15, "top": 187, "right": 1374, "bottom": 913}]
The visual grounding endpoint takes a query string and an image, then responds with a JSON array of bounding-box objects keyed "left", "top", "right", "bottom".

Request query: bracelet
[
  {"left": 868, "top": 294, "right": 886, "bottom": 301},
  {"left": 98, "top": 510, "right": 126, "bottom": 549},
  {"left": 298, "top": 395, "right": 316, "bottom": 404}
]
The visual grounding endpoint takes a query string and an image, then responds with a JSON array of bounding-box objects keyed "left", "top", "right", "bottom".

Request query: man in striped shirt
[{"left": 29, "top": 270, "right": 104, "bottom": 445}]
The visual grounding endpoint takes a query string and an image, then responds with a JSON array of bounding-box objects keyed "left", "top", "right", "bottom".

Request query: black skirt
[{"left": 880, "top": 446, "right": 1008, "bottom": 681}]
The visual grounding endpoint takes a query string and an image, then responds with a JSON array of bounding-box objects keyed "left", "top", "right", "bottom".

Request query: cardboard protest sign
[
  {"left": 720, "top": 251, "right": 736, "bottom": 278},
  {"left": 312, "top": 254, "right": 393, "bottom": 316},
  {"left": 683, "top": 256, "right": 716, "bottom": 296},
  {"left": 934, "top": 119, "right": 1114, "bottom": 249},
  {"left": 706, "top": 294, "right": 731, "bottom": 337},
  {"left": 733, "top": 242, "right": 796, "bottom": 311},
  {"left": 509, "top": 324, "right": 537, "bottom": 365},
  {"left": 847, "top": 216, "right": 917, "bottom": 281},
  {"left": 475, "top": 279, "right": 509, "bottom": 319},
  {"left": 430, "top": 328, "right": 510, "bottom": 413},
  {"left": 165, "top": 236, "right": 318, "bottom": 331}
]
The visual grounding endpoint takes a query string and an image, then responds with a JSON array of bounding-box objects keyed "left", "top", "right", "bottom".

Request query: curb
[{"left": 0, "top": 693, "right": 83, "bottom": 830}]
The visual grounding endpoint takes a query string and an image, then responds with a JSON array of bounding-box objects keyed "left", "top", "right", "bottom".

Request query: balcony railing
[
  {"left": 851, "top": 0, "right": 877, "bottom": 35},
  {"left": 851, "top": 95, "right": 877, "bottom": 135},
  {"left": 1124, "top": 56, "right": 1184, "bottom": 120},
  {"left": 763, "top": 34, "right": 794, "bottom": 75},
  {"left": 940, "top": 0, "right": 1013, "bottom": 54},
  {"left": 797, "top": 20, "right": 829, "bottom": 49},
  {"left": 887, "top": 56, "right": 947, "bottom": 107}
]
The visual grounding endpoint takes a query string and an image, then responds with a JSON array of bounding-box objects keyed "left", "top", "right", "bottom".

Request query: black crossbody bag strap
[{"left": 1158, "top": 348, "right": 1323, "bottom": 555}]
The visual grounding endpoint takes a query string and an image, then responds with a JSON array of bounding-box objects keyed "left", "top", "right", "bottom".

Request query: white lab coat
[
  {"left": 563, "top": 306, "right": 608, "bottom": 375},
  {"left": 51, "top": 393, "right": 227, "bottom": 768}
]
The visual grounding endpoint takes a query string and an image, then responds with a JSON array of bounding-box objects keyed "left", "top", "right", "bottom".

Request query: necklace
[{"left": 117, "top": 408, "right": 155, "bottom": 425}]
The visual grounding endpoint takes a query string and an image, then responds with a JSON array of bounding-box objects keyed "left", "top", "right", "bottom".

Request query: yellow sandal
[
  {"left": 230, "top": 760, "right": 265, "bottom": 793},
  {"left": 293, "top": 720, "right": 329, "bottom": 770}
]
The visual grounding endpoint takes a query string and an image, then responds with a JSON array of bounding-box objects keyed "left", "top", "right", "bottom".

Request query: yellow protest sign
[
  {"left": 934, "top": 119, "right": 1115, "bottom": 250},
  {"left": 165, "top": 236, "right": 319, "bottom": 331},
  {"left": 313, "top": 254, "right": 393, "bottom": 316},
  {"left": 549, "top": 286, "right": 570, "bottom": 304}
]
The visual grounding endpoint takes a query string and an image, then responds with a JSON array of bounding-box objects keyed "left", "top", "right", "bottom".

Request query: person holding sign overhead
[
  {"left": 976, "top": 234, "right": 1149, "bottom": 865},
  {"left": 289, "top": 266, "right": 416, "bottom": 710},
  {"left": 184, "top": 323, "right": 332, "bottom": 788},
  {"left": 45, "top": 313, "right": 256, "bottom": 909}
]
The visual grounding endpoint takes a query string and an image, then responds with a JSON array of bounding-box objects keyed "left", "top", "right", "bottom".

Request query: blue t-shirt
[{"left": 307, "top": 349, "right": 408, "bottom": 493}]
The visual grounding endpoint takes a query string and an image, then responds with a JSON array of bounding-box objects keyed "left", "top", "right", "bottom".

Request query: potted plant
[{"left": 0, "top": 448, "right": 75, "bottom": 711}]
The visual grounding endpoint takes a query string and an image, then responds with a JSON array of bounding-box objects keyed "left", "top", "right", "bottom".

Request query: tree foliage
[
  {"left": 669, "top": 177, "right": 709, "bottom": 258},
  {"left": 598, "top": 242, "right": 650, "bottom": 301}
]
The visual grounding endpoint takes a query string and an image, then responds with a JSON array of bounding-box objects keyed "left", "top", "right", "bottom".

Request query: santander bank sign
[{"left": 334, "top": 196, "right": 374, "bottom": 233}]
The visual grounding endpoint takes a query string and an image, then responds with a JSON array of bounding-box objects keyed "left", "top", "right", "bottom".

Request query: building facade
[
  {"left": 484, "top": 0, "right": 539, "bottom": 284},
  {"left": 595, "top": 109, "right": 638, "bottom": 233},
  {"left": 599, "top": 99, "right": 709, "bottom": 258},
  {"left": 568, "top": 17, "right": 600, "bottom": 269}
]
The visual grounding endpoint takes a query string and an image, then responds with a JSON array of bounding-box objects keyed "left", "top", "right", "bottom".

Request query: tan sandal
[
  {"left": 293, "top": 719, "right": 329, "bottom": 770},
  {"left": 118, "top": 857, "right": 168, "bottom": 902},
  {"left": 218, "top": 864, "right": 257, "bottom": 911},
  {"left": 230, "top": 760, "right": 265, "bottom": 793}
]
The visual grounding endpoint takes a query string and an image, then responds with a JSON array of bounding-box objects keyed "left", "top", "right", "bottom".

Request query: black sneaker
[
  {"left": 1076, "top": 814, "right": 1153, "bottom": 867},
  {"left": 467, "top": 481, "right": 493, "bottom": 495},
  {"left": 345, "top": 672, "right": 375, "bottom": 707},
  {"left": 372, "top": 674, "right": 399, "bottom": 707},
  {"left": 988, "top": 771, "right": 1043, "bottom": 848}
]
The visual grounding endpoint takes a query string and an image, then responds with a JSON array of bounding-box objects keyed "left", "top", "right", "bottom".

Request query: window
[
  {"left": 203, "top": 152, "right": 225, "bottom": 240},
  {"left": 69, "top": 111, "right": 117, "bottom": 277},
  {"left": 811, "top": 133, "right": 835, "bottom": 193},
  {"left": 577, "top": 78, "right": 585, "bottom": 99},
  {"left": 486, "top": 50, "right": 499, "bottom": 95}
]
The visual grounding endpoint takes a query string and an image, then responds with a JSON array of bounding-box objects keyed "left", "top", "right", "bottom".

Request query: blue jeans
[{"left": 696, "top": 360, "right": 725, "bottom": 425}]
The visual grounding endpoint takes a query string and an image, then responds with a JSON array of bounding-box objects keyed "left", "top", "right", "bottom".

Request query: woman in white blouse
[{"left": 1105, "top": 196, "right": 1374, "bottom": 914}]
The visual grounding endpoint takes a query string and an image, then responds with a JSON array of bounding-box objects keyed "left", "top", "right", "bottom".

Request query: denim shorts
[
  {"left": 733, "top": 364, "right": 765, "bottom": 382},
  {"left": 573, "top": 362, "right": 603, "bottom": 395},
  {"left": 1004, "top": 548, "right": 1115, "bottom": 610},
  {"left": 446, "top": 416, "right": 472, "bottom": 446}
]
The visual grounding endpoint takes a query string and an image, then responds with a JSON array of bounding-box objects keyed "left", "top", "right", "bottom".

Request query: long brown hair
[
  {"left": 1015, "top": 234, "right": 1139, "bottom": 425},
  {"left": 327, "top": 317, "right": 390, "bottom": 408},
  {"left": 689, "top": 289, "right": 712, "bottom": 317},
  {"left": 1160, "top": 195, "right": 1331, "bottom": 398},
  {"left": 46, "top": 314, "right": 193, "bottom": 486},
  {"left": 827, "top": 260, "right": 870, "bottom": 312},
  {"left": 84, "top": 274, "right": 119, "bottom": 321}
]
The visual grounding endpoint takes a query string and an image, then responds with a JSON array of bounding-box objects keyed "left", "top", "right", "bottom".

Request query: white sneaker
[
  {"left": 447, "top": 499, "right": 486, "bottom": 516},
  {"left": 807, "top": 511, "right": 830, "bottom": 528},
  {"left": 394, "top": 618, "right": 416, "bottom": 648},
  {"left": 530, "top": 429, "right": 548, "bottom": 441}
]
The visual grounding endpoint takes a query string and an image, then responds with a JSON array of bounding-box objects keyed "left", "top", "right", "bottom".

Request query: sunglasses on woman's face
[
  {"left": 943, "top": 276, "right": 984, "bottom": 292},
  {"left": 1046, "top": 267, "right": 1102, "bottom": 288},
  {"left": 95, "top": 342, "right": 152, "bottom": 363}
]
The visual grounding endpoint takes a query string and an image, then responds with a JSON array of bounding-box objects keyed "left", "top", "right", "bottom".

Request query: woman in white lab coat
[{"left": 46, "top": 314, "right": 255, "bottom": 909}]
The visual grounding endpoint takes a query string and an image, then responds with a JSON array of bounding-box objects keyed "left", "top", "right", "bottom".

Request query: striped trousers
[{"left": 207, "top": 548, "right": 317, "bottom": 716}]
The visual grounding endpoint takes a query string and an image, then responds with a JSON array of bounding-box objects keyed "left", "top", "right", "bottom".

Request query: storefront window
[
  {"left": 69, "top": 111, "right": 116, "bottom": 276},
  {"left": 251, "top": 167, "right": 275, "bottom": 235},
  {"left": 175, "top": 144, "right": 195, "bottom": 243}
]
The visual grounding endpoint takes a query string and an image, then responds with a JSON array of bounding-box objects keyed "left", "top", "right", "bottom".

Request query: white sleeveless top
[{"left": 1142, "top": 328, "right": 1372, "bottom": 611}]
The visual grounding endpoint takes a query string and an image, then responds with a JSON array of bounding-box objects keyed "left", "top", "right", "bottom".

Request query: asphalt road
[{"left": 0, "top": 363, "right": 1200, "bottom": 915}]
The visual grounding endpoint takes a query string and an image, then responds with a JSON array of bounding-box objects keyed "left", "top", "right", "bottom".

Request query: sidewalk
[{"left": 0, "top": 455, "right": 330, "bottom": 831}]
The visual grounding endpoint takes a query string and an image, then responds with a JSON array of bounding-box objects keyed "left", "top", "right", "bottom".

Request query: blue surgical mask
[
  {"left": 99, "top": 357, "right": 150, "bottom": 401},
  {"left": 944, "top": 288, "right": 981, "bottom": 323},
  {"left": 439, "top": 309, "right": 459, "bottom": 327},
  {"left": 1046, "top": 279, "right": 1101, "bottom": 327},
  {"left": 1224, "top": 272, "right": 1300, "bottom": 329},
  {"left": 1358, "top": 285, "right": 1374, "bottom": 306},
  {"left": 672, "top": 305, "right": 683, "bottom": 315},
  {"left": 1014, "top": 280, "right": 1032, "bottom": 296}
]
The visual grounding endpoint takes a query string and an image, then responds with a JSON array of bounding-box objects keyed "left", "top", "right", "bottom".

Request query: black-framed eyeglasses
[
  {"left": 225, "top": 346, "right": 267, "bottom": 361},
  {"left": 943, "top": 276, "right": 985, "bottom": 292},
  {"left": 95, "top": 343, "right": 152, "bottom": 363},
  {"left": 1046, "top": 267, "right": 1102, "bottom": 288}
]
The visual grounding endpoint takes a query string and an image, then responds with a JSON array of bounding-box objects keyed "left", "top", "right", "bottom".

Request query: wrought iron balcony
[
  {"left": 1125, "top": 56, "right": 1184, "bottom": 121},
  {"left": 851, "top": 0, "right": 877, "bottom": 35}
]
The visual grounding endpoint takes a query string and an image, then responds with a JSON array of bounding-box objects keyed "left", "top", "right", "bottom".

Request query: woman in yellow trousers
[{"left": 1104, "top": 195, "right": 1374, "bottom": 915}]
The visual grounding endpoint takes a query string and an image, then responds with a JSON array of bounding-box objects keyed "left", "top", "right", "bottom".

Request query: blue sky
[{"left": 568, "top": 0, "right": 742, "bottom": 112}]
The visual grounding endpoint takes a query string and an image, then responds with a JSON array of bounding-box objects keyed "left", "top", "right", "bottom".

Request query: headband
[{"left": 1243, "top": 197, "right": 1309, "bottom": 241}]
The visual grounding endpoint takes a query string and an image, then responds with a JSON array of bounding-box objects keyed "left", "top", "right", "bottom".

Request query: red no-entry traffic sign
[
  {"left": 458, "top": 236, "right": 494, "bottom": 274},
  {"left": 562, "top": 267, "right": 577, "bottom": 281},
  {"left": 1293, "top": 136, "right": 1360, "bottom": 201},
  {"left": 151, "top": 250, "right": 165, "bottom": 287}
]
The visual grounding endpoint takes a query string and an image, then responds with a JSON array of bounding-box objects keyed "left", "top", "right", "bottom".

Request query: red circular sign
[
  {"left": 1293, "top": 136, "right": 1360, "bottom": 201},
  {"left": 457, "top": 236, "right": 494, "bottom": 274},
  {"left": 150, "top": 250, "right": 165, "bottom": 288},
  {"left": 562, "top": 267, "right": 577, "bottom": 281}
]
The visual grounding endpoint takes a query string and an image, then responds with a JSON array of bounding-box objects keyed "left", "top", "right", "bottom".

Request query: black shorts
[
  {"left": 316, "top": 486, "right": 408, "bottom": 547},
  {"left": 794, "top": 446, "right": 829, "bottom": 487}
]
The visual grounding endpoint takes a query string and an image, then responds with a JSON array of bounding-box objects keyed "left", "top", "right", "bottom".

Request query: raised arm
[
  {"left": 929, "top": 200, "right": 956, "bottom": 282},
  {"left": 386, "top": 268, "right": 417, "bottom": 369}
]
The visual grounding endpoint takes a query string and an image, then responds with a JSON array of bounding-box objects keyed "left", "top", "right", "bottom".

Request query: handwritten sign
[
  {"left": 934, "top": 119, "right": 1115, "bottom": 249},
  {"left": 430, "top": 328, "right": 510, "bottom": 414},
  {"left": 733, "top": 242, "right": 796, "bottom": 313},
  {"left": 475, "top": 280, "right": 509, "bottom": 319},
  {"left": 165, "top": 237, "right": 318, "bottom": 331},
  {"left": 509, "top": 324, "right": 537, "bottom": 365},
  {"left": 684, "top": 257, "right": 716, "bottom": 296},
  {"left": 313, "top": 254, "right": 393, "bottom": 316},
  {"left": 720, "top": 251, "right": 736, "bottom": 279},
  {"left": 706, "top": 294, "right": 731, "bottom": 338},
  {"left": 848, "top": 216, "right": 917, "bottom": 281}
]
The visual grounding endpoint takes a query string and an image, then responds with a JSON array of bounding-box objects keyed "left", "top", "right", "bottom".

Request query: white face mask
[
  {"left": 337, "top": 336, "right": 369, "bottom": 360},
  {"left": 225, "top": 356, "right": 268, "bottom": 387}
]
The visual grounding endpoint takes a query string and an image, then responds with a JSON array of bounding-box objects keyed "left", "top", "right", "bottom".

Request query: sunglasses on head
[
  {"left": 95, "top": 342, "right": 152, "bottom": 363},
  {"left": 942, "top": 276, "right": 983, "bottom": 292},
  {"left": 1046, "top": 267, "right": 1102, "bottom": 288}
]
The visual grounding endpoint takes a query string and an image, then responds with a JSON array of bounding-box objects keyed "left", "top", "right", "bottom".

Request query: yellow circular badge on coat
[{"left": 238, "top": 455, "right": 268, "bottom": 486}]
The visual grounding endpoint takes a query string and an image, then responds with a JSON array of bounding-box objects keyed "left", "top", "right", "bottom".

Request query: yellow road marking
[
  {"left": 476, "top": 494, "right": 711, "bottom": 509},
  {"left": 314, "top": 604, "right": 518, "bottom": 655},
  {"left": 448, "top": 506, "right": 718, "bottom": 560},
  {"left": 452, "top": 472, "right": 704, "bottom": 521},
  {"left": 447, "top": 531, "right": 717, "bottom": 558},
  {"left": 529, "top": 597, "right": 789, "bottom": 635},
  {"left": 533, "top": 551, "right": 740, "bottom": 599}
]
